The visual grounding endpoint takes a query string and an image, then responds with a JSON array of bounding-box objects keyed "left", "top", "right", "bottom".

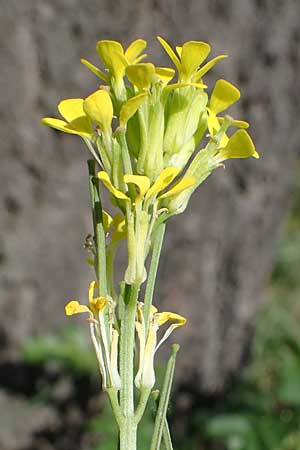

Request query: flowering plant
[{"left": 42, "top": 36, "right": 258, "bottom": 450}]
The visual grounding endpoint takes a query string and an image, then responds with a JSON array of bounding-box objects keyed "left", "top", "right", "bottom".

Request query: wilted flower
[
  {"left": 135, "top": 303, "right": 186, "bottom": 389},
  {"left": 65, "top": 281, "right": 121, "bottom": 389}
]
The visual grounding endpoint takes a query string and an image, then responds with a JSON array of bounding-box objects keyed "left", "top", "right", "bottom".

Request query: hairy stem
[{"left": 119, "top": 282, "right": 140, "bottom": 450}]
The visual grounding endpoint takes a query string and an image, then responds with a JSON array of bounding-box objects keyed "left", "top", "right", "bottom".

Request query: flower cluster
[
  {"left": 42, "top": 37, "right": 258, "bottom": 392},
  {"left": 42, "top": 36, "right": 257, "bottom": 282}
]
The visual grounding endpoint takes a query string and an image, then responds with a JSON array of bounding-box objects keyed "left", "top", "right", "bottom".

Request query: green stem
[
  {"left": 143, "top": 223, "right": 165, "bottom": 331},
  {"left": 87, "top": 160, "right": 108, "bottom": 296},
  {"left": 151, "top": 390, "right": 173, "bottom": 450},
  {"left": 150, "top": 345, "right": 179, "bottom": 450},
  {"left": 116, "top": 128, "right": 136, "bottom": 201},
  {"left": 125, "top": 203, "right": 137, "bottom": 284},
  {"left": 134, "top": 388, "right": 151, "bottom": 424},
  {"left": 161, "top": 418, "right": 173, "bottom": 450},
  {"left": 136, "top": 105, "right": 148, "bottom": 173},
  {"left": 87, "top": 160, "right": 97, "bottom": 230},
  {"left": 119, "top": 416, "right": 137, "bottom": 450},
  {"left": 116, "top": 128, "right": 133, "bottom": 175},
  {"left": 106, "top": 388, "right": 124, "bottom": 428},
  {"left": 119, "top": 282, "right": 140, "bottom": 450}
]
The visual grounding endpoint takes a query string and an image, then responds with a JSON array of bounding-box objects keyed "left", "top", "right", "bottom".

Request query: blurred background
[{"left": 1, "top": 0, "right": 300, "bottom": 449}]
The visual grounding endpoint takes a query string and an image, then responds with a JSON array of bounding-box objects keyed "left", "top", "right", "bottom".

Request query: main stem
[{"left": 119, "top": 282, "right": 140, "bottom": 450}]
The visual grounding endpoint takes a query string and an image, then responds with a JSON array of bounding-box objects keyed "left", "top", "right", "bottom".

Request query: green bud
[
  {"left": 163, "top": 87, "right": 207, "bottom": 168},
  {"left": 137, "top": 85, "right": 164, "bottom": 181},
  {"left": 164, "top": 118, "right": 232, "bottom": 215}
]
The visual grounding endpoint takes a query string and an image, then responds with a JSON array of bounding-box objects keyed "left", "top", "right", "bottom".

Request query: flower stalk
[{"left": 41, "top": 36, "right": 258, "bottom": 450}]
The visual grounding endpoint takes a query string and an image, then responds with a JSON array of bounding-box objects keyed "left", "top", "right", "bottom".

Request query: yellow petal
[
  {"left": 157, "top": 36, "right": 181, "bottom": 71},
  {"left": 97, "top": 171, "right": 129, "bottom": 200},
  {"left": 150, "top": 305, "right": 158, "bottom": 316},
  {"left": 218, "top": 117, "right": 250, "bottom": 129},
  {"left": 157, "top": 311, "right": 187, "bottom": 327},
  {"left": 124, "top": 174, "right": 151, "bottom": 202},
  {"left": 83, "top": 90, "right": 113, "bottom": 133},
  {"left": 176, "top": 46, "right": 182, "bottom": 57},
  {"left": 103, "top": 211, "right": 113, "bottom": 233},
  {"left": 57, "top": 99, "right": 94, "bottom": 136},
  {"left": 159, "top": 177, "right": 196, "bottom": 199},
  {"left": 111, "top": 214, "right": 126, "bottom": 243},
  {"left": 96, "top": 40, "right": 127, "bottom": 80},
  {"left": 145, "top": 167, "right": 180, "bottom": 201},
  {"left": 90, "top": 296, "right": 108, "bottom": 313},
  {"left": 207, "top": 108, "right": 221, "bottom": 136},
  {"left": 209, "top": 79, "right": 240, "bottom": 114},
  {"left": 155, "top": 67, "right": 175, "bottom": 85},
  {"left": 193, "top": 55, "right": 228, "bottom": 81},
  {"left": 80, "top": 58, "right": 109, "bottom": 82},
  {"left": 218, "top": 130, "right": 259, "bottom": 160},
  {"left": 164, "top": 81, "right": 207, "bottom": 91},
  {"left": 181, "top": 41, "right": 211, "bottom": 78},
  {"left": 41, "top": 117, "right": 92, "bottom": 138},
  {"left": 65, "top": 300, "right": 90, "bottom": 316},
  {"left": 88, "top": 280, "right": 97, "bottom": 304},
  {"left": 155, "top": 311, "right": 187, "bottom": 351},
  {"left": 58, "top": 98, "right": 85, "bottom": 122},
  {"left": 119, "top": 92, "right": 147, "bottom": 127},
  {"left": 125, "top": 39, "right": 147, "bottom": 63},
  {"left": 41, "top": 117, "right": 75, "bottom": 133},
  {"left": 126, "top": 63, "right": 155, "bottom": 91},
  {"left": 133, "top": 53, "right": 148, "bottom": 64}
]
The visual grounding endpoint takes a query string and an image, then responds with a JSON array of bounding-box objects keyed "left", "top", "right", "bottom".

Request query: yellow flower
[
  {"left": 97, "top": 168, "right": 195, "bottom": 285},
  {"left": 83, "top": 89, "right": 113, "bottom": 134},
  {"left": 217, "top": 129, "right": 259, "bottom": 160},
  {"left": 97, "top": 39, "right": 147, "bottom": 80},
  {"left": 97, "top": 167, "right": 195, "bottom": 208},
  {"left": 157, "top": 36, "right": 227, "bottom": 83},
  {"left": 41, "top": 98, "right": 93, "bottom": 138},
  {"left": 206, "top": 79, "right": 249, "bottom": 146},
  {"left": 119, "top": 92, "right": 148, "bottom": 128},
  {"left": 65, "top": 282, "right": 121, "bottom": 389},
  {"left": 165, "top": 124, "right": 259, "bottom": 216},
  {"left": 126, "top": 63, "right": 156, "bottom": 91},
  {"left": 81, "top": 39, "right": 147, "bottom": 98},
  {"left": 65, "top": 280, "right": 108, "bottom": 318},
  {"left": 135, "top": 303, "right": 186, "bottom": 389},
  {"left": 126, "top": 61, "right": 206, "bottom": 94}
]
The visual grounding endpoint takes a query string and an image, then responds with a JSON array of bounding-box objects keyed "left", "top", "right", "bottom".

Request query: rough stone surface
[{"left": 0, "top": 0, "right": 299, "bottom": 394}]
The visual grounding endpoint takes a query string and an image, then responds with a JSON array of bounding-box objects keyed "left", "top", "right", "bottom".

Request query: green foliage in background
[{"left": 23, "top": 326, "right": 98, "bottom": 376}]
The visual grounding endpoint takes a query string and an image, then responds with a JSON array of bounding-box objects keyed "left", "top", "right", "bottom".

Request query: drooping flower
[
  {"left": 135, "top": 303, "right": 186, "bottom": 389},
  {"left": 65, "top": 280, "right": 108, "bottom": 318},
  {"left": 65, "top": 282, "right": 121, "bottom": 389}
]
